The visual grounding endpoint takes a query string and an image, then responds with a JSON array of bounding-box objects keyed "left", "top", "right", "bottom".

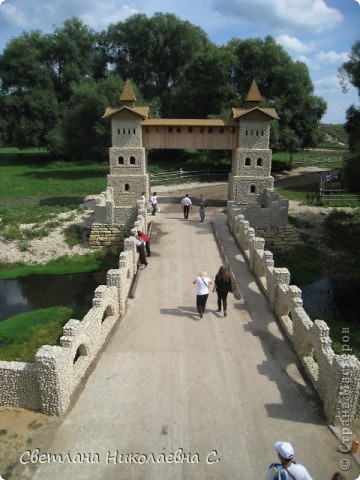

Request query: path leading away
[{"left": 20, "top": 208, "right": 359, "bottom": 479}]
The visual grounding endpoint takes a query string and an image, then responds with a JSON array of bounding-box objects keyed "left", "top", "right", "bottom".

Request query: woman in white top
[{"left": 193, "top": 270, "right": 212, "bottom": 319}]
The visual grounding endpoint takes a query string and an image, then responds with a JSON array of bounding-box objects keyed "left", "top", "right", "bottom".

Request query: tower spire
[
  {"left": 244, "top": 79, "right": 262, "bottom": 108},
  {"left": 119, "top": 79, "right": 136, "bottom": 108}
]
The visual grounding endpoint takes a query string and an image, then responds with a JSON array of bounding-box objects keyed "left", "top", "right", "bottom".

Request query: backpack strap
[
  {"left": 284, "top": 467, "right": 297, "bottom": 480},
  {"left": 201, "top": 278, "right": 209, "bottom": 288}
]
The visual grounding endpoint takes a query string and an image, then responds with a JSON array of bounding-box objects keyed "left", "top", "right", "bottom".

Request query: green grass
[
  {"left": 326, "top": 318, "right": 360, "bottom": 358},
  {"left": 0, "top": 307, "right": 77, "bottom": 362},
  {"left": 272, "top": 241, "right": 324, "bottom": 284},
  {"left": 323, "top": 209, "right": 360, "bottom": 279},
  {"left": 0, "top": 250, "right": 119, "bottom": 279},
  {"left": 0, "top": 149, "right": 107, "bottom": 230}
]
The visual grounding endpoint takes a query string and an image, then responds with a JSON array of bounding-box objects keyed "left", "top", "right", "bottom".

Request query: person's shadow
[{"left": 160, "top": 306, "right": 200, "bottom": 321}]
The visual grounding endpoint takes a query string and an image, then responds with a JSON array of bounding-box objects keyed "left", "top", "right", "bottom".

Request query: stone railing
[
  {"left": 0, "top": 205, "right": 147, "bottom": 415},
  {"left": 227, "top": 201, "right": 360, "bottom": 425}
]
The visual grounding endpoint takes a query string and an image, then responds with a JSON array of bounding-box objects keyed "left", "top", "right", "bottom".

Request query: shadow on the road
[{"left": 160, "top": 306, "right": 221, "bottom": 321}]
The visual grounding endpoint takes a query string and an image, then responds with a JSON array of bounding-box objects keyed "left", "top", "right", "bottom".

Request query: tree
[
  {"left": 339, "top": 40, "right": 360, "bottom": 192},
  {"left": 225, "top": 36, "right": 326, "bottom": 150},
  {"left": 106, "top": 13, "right": 212, "bottom": 111},
  {"left": 48, "top": 17, "right": 98, "bottom": 103},
  {"left": 51, "top": 75, "right": 143, "bottom": 161},
  {"left": 164, "top": 45, "right": 238, "bottom": 118}
]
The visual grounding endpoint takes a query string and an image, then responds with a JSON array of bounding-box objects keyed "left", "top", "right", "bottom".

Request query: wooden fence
[
  {"left": 150, "top": 168, "right": 229, "bottom": 184},
  {"left": 292, "top": 156, "right": 343, "bottom": 165}
]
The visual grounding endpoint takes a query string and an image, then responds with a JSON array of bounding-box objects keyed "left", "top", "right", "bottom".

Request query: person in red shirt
[{"left": 138, "top": 230, "right": 151, "bottom": 257}]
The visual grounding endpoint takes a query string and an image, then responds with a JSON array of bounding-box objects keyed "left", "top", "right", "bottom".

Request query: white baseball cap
[{"left": 275, "top": 441, "right": 294, "bottom": 460}]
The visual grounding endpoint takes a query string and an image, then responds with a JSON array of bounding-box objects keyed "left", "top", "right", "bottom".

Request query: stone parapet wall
[
  {"left": 227, "top": 201, "right": 360, "bottom": 425},
  {"left": 255, "top": 225, "right": 300, "bottom": 249},
  {"left": 230, "top": 190, "right": 289, "bottom": 229},
  {"left": 89, "top": 224, "right": 128, "bottom": 250},
  {"left": 0, "top": 207, "right": 147, "bottom": 415}
]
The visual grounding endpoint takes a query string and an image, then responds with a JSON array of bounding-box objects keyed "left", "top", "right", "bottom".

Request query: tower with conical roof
[
  {"left": 228, "top": 79, "right": 278, "bottom": 210},
  {"left": 102, "top": 79, "right": 150, "bottom": 224}
]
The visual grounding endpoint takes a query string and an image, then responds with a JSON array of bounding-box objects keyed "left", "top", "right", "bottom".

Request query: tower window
[
  {"left": 118, "top": 156, "right": 124, "bottom": 165},
  {"left": 200, "top": 127, "right": 205, "bottom": 133},
  {"left": 250, "top": 185, "right": 256, "bottom": 193},
  {"left": 168, "top": 126, "right": 173, "bottom": 133},
  {"left": 123, "top": 129, "right": 126, "bottom": 134},
  {"left": 245, "top": 157, "right": 251, "bottom": 166},
  {"left": 177, "top": 127, "right": 181, "bottom": 133},
  {"left": 118, "top": 129, "right": 120, "bottom": 134},
  {"left": 125, "top": 183, "right": 130, "bottom": 192},
  {"left": 188, "top": 127, "right": 193, "bottom": 133},
  {"left": 257, "top": 158, "right": 263, "bottom": 166},
  {"left": 130, "top": 156, "right": 136, "bottom": 165},
  {"left": 208, "top": 127, "right": 213, "bottom": 133},
  {"left": 133, "top": 129, "right": 136, "bottom": 134},
  {"left": 219, "top": 127, "right": 224, "bottom": 133}
]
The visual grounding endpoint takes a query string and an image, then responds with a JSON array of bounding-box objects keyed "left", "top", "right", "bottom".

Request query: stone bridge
[{"left": 18, "top": 200, "right": 360, "bottom": 479}]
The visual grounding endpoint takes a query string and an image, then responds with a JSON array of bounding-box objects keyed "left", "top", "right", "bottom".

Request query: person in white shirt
[
  {"left": 192, "top": 270, "right": 212, "bottom": 318},
  {"left": 181, "top": 193, "right": 192, "bottom": 220},
  {"left": 140, "top": 191, "right": 146, "bottom": 210},
  {"left": 265, "top": 441, "right": 313, "bottom": 480},
  {"left": 150, "top": 192, "right": 158, "bottom": 216}
]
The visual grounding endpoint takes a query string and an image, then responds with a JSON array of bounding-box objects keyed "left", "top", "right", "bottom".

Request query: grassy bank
[
  {"left": 0, "top": 149, "right": 107, "bottom": 242},
  {"left": 0, "top": 307, "right": 87, "bottom": 362},
  {"left": 0, "top": 249, "right": 119, "bottom": 279}
]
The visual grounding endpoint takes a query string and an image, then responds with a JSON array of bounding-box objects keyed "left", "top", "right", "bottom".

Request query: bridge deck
[{"left": 25, "top": 205, "right": 359, "bottom": 479}]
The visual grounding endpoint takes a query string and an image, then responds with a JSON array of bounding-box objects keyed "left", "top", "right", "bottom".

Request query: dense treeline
[
  {"left": 0, "top": 13, "right": 328, "bottom": 161},
  {"left": 339, "top": 40, "right": 360, "bottom": 192}
]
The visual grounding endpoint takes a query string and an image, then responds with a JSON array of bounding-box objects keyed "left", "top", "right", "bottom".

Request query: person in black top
[{"left": 213, "top": 266, "right": 232, "bottom": 316}]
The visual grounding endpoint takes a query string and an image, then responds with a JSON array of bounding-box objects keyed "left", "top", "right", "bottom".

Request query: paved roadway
[{"left": 20, "top": 205, "right": 360, "bottom": 480}]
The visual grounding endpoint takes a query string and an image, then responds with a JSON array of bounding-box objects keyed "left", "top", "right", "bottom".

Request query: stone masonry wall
[
  {"left": 89, "top": 224, "right": 128, "bottom": 250},
  {"left": 227, "top": 201, "right": 360, "bottom": 425},
  {"left": 255, "top": 225, "right": 300, "bottom": 249},
  {"left": 0, "top": 206, "right": 147, "bottom": 415}
]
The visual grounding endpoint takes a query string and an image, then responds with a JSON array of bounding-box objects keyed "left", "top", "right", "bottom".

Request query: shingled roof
[
  {"left": 103, "top": 80, "right": 149, "bottom": 119},
  {"left": 120, "top": 79, "right": 136, "bottom": 106},
  {"left": 245, "top": 79, "right": 262, "bottom": 106}
]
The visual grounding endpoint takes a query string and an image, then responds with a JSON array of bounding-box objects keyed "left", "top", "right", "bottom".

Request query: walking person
[
  {"left": 129, "top": 232, "right": 148, "bottom": 268},
  {"left": 265, "top": 441, "right": 313, "bottom": 480},
  {"left": 213, "top": 266, "right": 232, "bottom": 317},
  {"left": 150, "top": 192, "right": 158, "bottom": 216},
  {"left": 199, "top": 194, "right": 207, "bottom": 222},
  {"left": 193, "top": 270, "right": 212, "bottom": 319},
  {"left": 140, "top": 191, "right": 146, "bottom": 210},
  {"left": 138, "top": 230, "right": 151, "bottom": 257},
  {"left": 181, "top": 193, "right": 192, "bottom": 220}
]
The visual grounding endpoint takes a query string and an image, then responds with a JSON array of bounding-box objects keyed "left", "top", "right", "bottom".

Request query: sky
[{"left": 0, "top": 0, "right": 359, "bottom": 124}]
